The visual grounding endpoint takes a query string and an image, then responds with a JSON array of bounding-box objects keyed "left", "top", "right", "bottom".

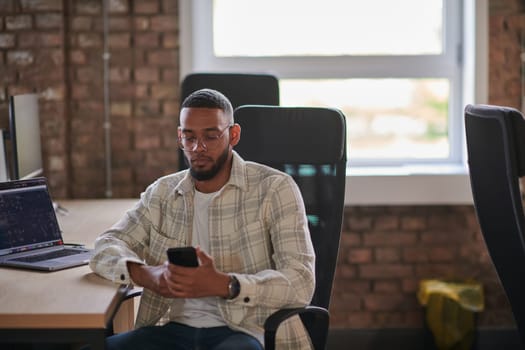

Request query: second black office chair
[
  {"left": 178, "top": 72, "right": 280, "bottom": 170},
  {"left": 234, "top": 105, "right": 347, "bottom": 350},
  {"left": 465, "top": 104, "right": 525, "bottom": 347}
]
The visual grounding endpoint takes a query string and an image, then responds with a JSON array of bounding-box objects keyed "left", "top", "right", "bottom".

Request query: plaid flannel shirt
[{"left": 89, "top": 151, "right": 315, "bottom": 349}]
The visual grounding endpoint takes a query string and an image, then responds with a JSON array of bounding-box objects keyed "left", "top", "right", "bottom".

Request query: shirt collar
[{"left": 175, "top": 150, "right": 248, "bottom": 195}]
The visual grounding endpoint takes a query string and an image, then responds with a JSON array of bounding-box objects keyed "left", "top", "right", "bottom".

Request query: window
[{"left": 179, "top": 0, "right": 488, "bottom": 204}]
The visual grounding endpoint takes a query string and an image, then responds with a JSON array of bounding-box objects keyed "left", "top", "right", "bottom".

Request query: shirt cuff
[
  {"left": 113, "top": 257, "right": 144, "bottom": 284},
  {"left": 231, "top": 273, "right": 256, "bottom": 306}
]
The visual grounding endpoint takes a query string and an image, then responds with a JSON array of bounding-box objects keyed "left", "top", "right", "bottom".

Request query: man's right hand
[{"left": 127, "top": 261, "right": 174, "bottom": 298}]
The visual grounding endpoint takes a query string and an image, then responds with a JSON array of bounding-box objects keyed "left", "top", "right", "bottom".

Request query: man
[{"left": 90, "top": 89, "right": 315, "bottom": 349}]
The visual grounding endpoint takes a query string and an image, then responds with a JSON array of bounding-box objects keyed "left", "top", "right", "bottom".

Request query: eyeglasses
[{"left": 178, "top": 125, "right": 233, "bottom": 152}]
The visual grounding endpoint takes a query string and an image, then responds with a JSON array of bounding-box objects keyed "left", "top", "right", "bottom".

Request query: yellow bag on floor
[{"left": 417, "top": 279, "right": 484, "bottom": 350}]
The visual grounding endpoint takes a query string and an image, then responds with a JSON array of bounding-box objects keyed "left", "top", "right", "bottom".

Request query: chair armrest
[
  {"left": 264, "top": 306, "right": 329, "bottom": 350},
  {"left": 105, "top": 284, "right": 143, "bottom": 336}
]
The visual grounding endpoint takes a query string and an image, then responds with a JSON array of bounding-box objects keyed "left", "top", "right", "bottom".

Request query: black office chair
[
  {"left": 178, "top": 72, "right": 280, "bottom": 170},
  {"left": 234, "top": 105, "right": 347, "bottom": 350},
  {"left": 465, "top": 104, "right": 525, "bottom": 347}
]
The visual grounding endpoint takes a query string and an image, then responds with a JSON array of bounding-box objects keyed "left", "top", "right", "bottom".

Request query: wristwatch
[{"left": 227, "top": 274, "right": 241, "bottom": 299}]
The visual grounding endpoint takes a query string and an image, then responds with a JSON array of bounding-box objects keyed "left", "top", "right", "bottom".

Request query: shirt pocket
[
  {"left": 226, "top": 220, "right": 273, "bottom": 274},
  {"left": 148, "top": 226, "right": 187, "bottom": 265}
]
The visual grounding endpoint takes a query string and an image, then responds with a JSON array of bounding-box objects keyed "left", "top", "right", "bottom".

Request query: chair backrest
[
  {"left": 179, "top": 72, "right": 280, "bottom": 170},
  {"left": 181, "top": 73, "right": 280, "bottom": 109},
  {"left": 465, "top": 104, "right": 525, "bottom": 346},
  {"left": 234, "top": 105, "right": 347, "bottom": 311}
]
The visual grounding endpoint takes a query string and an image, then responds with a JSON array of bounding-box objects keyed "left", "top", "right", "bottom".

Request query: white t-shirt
[{"left": 171, "top": 189, "right": 227, "bottom": 328}]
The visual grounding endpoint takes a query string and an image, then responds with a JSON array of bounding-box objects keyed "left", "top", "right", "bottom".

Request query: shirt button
[
  {"left": 120, "top": 274, "right": 126, "bottom": 281},
  {"left": 244, "top": 297, "right": 250, "bottom": 303}
]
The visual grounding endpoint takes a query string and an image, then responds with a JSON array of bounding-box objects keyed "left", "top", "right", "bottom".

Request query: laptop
[{"left": 0, "top": 177, "right": 93, "bottom": 271}]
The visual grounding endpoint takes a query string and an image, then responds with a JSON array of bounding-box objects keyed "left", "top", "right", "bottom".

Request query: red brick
[
  {"left": 7, "top": 51, "right": 34, "bottom": 65},
  {"left": 135, "top": 84, "right": 149, "bottom": 98},
  {"left": 21, "top": 0, "right": 62, "bottom": 11},
  {"left": 134, "top": 2, "right": 159, "bottom": 14},
  {"left": 110, "top": 67, "right": 131, "bottom": 82},
  {"left": 427, "top": 245, "right": 456, "bottom": 262},
  {"left": 147, "top": 50, "right": 176, "bottom": 66},
  {"left": 162, "top": 0, "right": 178, "bottom": 14},
  {"left": 111, "top": 102, "right": 132, "bottom": 116},
  {"left": 401, "top": 216, "right": 426, "bottom": 230},
  {"left": 6, "top": 15, "right": 32, "bottom": 30},
  {"left": 363, "top": 294, "right": 410, "bottom": 312},
  {"left": 41, "top": 85, "right": 65, "bottom": 101},
  {"left": 135, "top": 67, "right": 159, "bottom": 82},
  {"left": 109, "top": 0, "right": 128, "bottom": 13},
  {"left": 135, "top": 134, "right": 161, "bottom": 150},
  {"left": 162, "top": 68, "right": 178, "bottom": 83},
  {"left": 359, "top": 264, "right": 414, "bottom": 279},
  {"left": 19, "top": 32, "right": 62, "bottom": 47},
  {"left": 134, "top": 17, "right": 149, "bottom": 30},
  {"left": 135, "top": 32, "right": 160, "bottom": 48},
  {"left": 375, "top": 247, "right": 400, "bottom": 262},
  {"left": 71, "top": 16, "right": 92, "bottom": 30},
  {"left": 151, "top": 83, "right": 177, "bottom": 98},
  {"left": 109, "top": 33, "right": 130, "bottom": 48},
  {"left": 402, "top": 247, "right": 429, "bottom": 263},
  {"left": 162, "top": 33, "right": 177, "bottom": 48},
  {"left": 70, "top": 49, "right": 87, "bottom": 64},
  {"left": 373, "top": 280, "right": 400, "bottom": 293},
  {"left": 374, "top": 215, "right": 399, "bottom": 230},
  {"left": 0, "top": 34, "right": 15, "bottom": 48},
  {"left": 77, "top": 33, "right": 102, "bottom": 48},
  {"left": 150, "top": 15, "right": 177, "bottom": 31},
  {"left": 71, "top": 84, "right": 90, "bottom": 99},
  {"left": 76, "top": 67, "right": 102, "bottom": 83},
  {"left": 345, "top": 311, "right": 374, "bottom": 328},
  {"left": 35, "top": 14, "right": 63, "bottom": 29},
  {"left": 363, "top": 232, "right": 418, "bottom": 246},
  {"left": 109, "top": 17, "right": 131, "bottom": 31},
  {"left": 347, "top": 216, "right": 373, "bottom": 231},
  {"left": 420, "top": 230, "right": 470, "bottom": 244},
  {"left": 414, "top": 263, "right": 459, "bottom": 279},
  {"left": 109, "top": 49, "right": 134, "bottom": 65},
  {"left": 109, "top": 83, "right": 136, "bottom": 99},
  {"left": 330, "top": 293, "right": 362, "bottom": 311},
  {"left": 347, "top": 248, "right": 372, "bottom": 264},
  {"left": 76, "top": 1, "right": 101, "bottom": 15},
  {"left": 136, "top": 100, "right": 160, "bottom": 116},
  {"left": 336, "top": 265, "right": 357, "bottom": 279},
  {"left": 0, "top": 1, "right": 14, "bottom": 12}
]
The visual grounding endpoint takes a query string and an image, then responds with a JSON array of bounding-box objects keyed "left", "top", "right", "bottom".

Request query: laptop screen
[{"left": 0, "top": 178, "right": 62, "bottom": 256}]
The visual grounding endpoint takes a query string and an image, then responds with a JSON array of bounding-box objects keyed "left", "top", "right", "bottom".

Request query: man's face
[{"left": 178, "top": 107, "right": 232, "bottom": 181}]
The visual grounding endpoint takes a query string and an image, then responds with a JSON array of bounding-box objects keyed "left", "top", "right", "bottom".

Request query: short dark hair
[{"left": 181, "top": 88, "right": 233, "bottom": 119}]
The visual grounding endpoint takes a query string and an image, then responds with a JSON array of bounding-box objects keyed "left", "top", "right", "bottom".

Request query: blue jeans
[{"left": 106, "top": 322, "right": 263, "bottom": 350}]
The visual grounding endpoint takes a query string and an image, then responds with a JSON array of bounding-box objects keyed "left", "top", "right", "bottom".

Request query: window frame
[{"left": 179, "top": 0, "right": 488, "bottom": 205}]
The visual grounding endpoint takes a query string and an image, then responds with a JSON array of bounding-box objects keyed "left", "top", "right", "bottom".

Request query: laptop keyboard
[{"left": 11, "top": 249, "right": 85, "bottom": 263}]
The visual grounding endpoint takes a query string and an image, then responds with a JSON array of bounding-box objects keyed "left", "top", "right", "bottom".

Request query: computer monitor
[{"left": 8, "top": 93, "right": 43, "bottom": 180}]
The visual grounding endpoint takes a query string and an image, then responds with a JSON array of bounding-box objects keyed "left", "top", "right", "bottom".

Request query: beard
[{"left": 188, "top": 146, "right": 230, "bottom": 181}]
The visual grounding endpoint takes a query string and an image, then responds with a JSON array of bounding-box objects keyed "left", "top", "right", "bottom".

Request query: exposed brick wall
[
  {"left": 489, "top": 0, "right": 525, "bottom": 110},
  {"left": 0, "top": 0, "right": 179, "bottom": 198},
  {"left": 330, "top": 206, "right": 513, "bottom": 328},
  {"left": 65, "top": 0, "right": 179, "bottom": 197},
  {"left": 0, "top": 0, "right": 68, "bottom": 196},
  {"left": 0, "top": 0, "right": 520, "bottom": 333}
]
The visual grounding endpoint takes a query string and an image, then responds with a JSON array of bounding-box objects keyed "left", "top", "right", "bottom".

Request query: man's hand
[
  {"left": 127, "top": 247, "right": 230, "bottom": 299},
  {"left": 127, "top": 261, "right": 174, "bottom": 298},
  {"left": 164, "top": 247, "right": 230, "bottom": 299}
]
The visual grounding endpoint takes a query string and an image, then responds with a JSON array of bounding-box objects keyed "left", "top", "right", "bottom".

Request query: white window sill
[{"left": 345, "top": 164, "right": 473, "bottom": 206}]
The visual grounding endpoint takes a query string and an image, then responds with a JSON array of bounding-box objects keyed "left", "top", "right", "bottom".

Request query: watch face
[{"left": 229, "top": 275, "right": 240, "bottom": 299}]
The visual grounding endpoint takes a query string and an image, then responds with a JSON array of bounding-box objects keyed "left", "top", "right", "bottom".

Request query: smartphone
[{"left": 167, "top": 247, "right": 198, "bottom": 267}]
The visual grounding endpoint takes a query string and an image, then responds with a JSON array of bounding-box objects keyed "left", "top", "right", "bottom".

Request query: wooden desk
[{"left": 0, "top": 199, "right": 138, "bottom": 349}]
